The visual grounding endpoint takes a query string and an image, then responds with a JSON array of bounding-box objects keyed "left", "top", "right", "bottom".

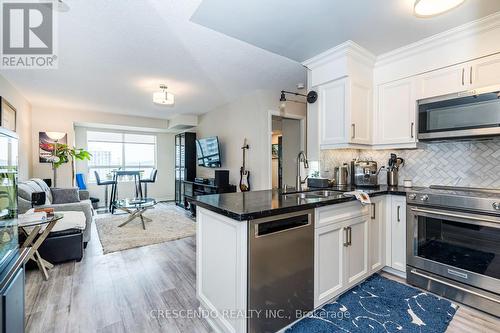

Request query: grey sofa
[{"left": 18, "top": 178, "right": 95, "bottom": 243}]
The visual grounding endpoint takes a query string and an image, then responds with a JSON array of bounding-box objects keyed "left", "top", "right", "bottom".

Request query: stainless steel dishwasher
[{"left": 248, "top": 209, "right": 314, "bottom": 333}]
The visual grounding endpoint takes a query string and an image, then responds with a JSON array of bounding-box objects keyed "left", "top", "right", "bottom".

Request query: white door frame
[{"left": 267, "top": 110, "right": 306, "bottom": 189}]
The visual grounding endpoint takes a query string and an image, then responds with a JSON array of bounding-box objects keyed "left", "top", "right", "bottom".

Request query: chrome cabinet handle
[
  {"left": 347, "top": 227, "right": 352, "bottom": 246},
  {"left": 411, "top": 122, "right": 414, "bottom": 139},
  {"left": 343, "top": 227, "right": 349, "bottom": 247},
  {"left": 462, "top": 68, "right": 465, "bottom": 85},
  {"left": 469, "top": 66, "right": 473, "bottom": 85},
  {"left": 351, "top": 124, "right": 355, "bottom": 139},
  {"left": 410, "top": 207, "right": 500, "bottom": 224},
  {"left": 371, "top": 203, "right": 376, "bottom": 219},
  {"left": 410, "top": 269, "right": 500, "bottom": 304},
  {"left": 397, "top": 206, "right": 401, "bottom": 222}
]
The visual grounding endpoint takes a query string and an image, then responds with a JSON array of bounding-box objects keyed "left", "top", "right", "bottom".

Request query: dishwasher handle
[{"left": 254, "top": 214, "right": 311, "bottom": 237}]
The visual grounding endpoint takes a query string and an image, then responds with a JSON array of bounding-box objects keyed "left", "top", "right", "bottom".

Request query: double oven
[{"left": 406, "top": 187, "right": 500, "bottom": 316}]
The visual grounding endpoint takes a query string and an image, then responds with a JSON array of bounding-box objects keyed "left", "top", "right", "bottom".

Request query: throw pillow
[{"left": 51, "top": 188, "right": 80, "bottom": 204}]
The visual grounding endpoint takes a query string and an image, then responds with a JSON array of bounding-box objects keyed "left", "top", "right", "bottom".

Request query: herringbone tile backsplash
[{"left": 320, "top": 138, "right": 500, "bottom": 188}]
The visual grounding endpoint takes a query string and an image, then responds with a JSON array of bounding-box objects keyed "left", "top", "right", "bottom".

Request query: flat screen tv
[{"left": 196, "top": 136, "right": 221, "bottom": 168}]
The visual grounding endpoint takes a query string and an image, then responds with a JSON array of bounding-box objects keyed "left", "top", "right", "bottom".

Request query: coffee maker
[{"left": 350, "top": 159, "right": 383, "bottom": 187}]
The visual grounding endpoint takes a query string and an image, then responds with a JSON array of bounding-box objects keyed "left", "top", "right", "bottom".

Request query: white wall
[
  {"left": 0, "top": 74, "right": 32, "bottom": 180},
  {"left": 30, "top": 106, "right": 175, "bottom": 201},
  {"left": 195, "top": 89, "right": 306, "bottom": 191}
]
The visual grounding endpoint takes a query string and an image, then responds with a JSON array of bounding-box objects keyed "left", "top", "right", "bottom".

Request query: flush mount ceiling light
[
  {"left": 153, "top": 84, "right": 175, "bottom": 106},
  {"left": 414, "top": 0, "right": 465, "bottom": 17},
  {"left": 279, "top": 90, "right": 318, "bottom": 112}
]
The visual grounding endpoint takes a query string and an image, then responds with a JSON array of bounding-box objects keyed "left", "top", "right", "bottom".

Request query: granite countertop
[{"left": 192, "top": 185, "right": 423, "bottom": 221}]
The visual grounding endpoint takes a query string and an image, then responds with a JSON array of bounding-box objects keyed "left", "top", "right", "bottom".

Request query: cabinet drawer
[{"left": 315, "top": 202, "right": 369, "bottom": 228}]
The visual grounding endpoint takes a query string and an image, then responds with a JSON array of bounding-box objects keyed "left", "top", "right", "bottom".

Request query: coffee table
[
  {"left": 115, "top": 198, "right": 157, "bottom": 230},
  {"left": 18, "top": 213, "right": 63, "bottom": 280}
]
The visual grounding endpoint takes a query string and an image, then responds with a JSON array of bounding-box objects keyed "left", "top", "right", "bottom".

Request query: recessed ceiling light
[
  {"left": 414, "top": 0, "right": 465, "bottom": 18},
  {"left": 153, "top": 84, "right": 175, "bottom": 106}
]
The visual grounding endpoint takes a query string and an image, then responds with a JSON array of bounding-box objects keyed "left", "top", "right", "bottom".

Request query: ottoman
[{"left": 24, "top": 211, "right": 87, "bottom": 265}]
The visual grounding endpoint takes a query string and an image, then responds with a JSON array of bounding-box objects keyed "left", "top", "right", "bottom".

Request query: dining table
[{"left": 109, "top": 170, "right": 144, "bottom": 214}]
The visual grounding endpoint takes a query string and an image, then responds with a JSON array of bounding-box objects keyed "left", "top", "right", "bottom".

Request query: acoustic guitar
[{"left": 239, "top": 138, "right": 250, "bottom": 192}]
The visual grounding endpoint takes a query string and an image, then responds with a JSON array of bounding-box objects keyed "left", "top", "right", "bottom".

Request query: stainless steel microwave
[{"left": 417, "top": 85, "right": 500, "bottom": 140}]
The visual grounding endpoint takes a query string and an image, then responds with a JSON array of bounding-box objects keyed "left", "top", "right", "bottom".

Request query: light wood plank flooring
[{"left": 26, "top": 218, "right": 499, "bottom": 333}]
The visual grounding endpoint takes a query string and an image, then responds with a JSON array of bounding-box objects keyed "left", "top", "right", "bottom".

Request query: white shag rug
[{"left": 95, "top": 203, "right": 195, "bottom": 254}]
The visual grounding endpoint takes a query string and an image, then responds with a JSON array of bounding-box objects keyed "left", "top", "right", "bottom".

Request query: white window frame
[{"left": 87, "top": 129, "right": 157, "bottom": 183}]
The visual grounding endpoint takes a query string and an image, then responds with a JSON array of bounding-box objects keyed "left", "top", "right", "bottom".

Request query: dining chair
[
  {"left": 140, "top": 168, "right": 158, "bottom": 198},
  {"left": 94, "top": 171, "right": 116, "bottom": 211}
]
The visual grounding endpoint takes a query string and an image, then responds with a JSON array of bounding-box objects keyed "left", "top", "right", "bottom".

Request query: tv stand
[{"left": 183, "top": 180, "right": 237, "bottom": 216}]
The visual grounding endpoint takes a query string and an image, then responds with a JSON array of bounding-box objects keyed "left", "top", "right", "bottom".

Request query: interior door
[
  {"left": 345, "top": 216, "right": 369, "bottom": 286},
  {"left": 281, "top": 118, "right": 301, "bottom": 188}
]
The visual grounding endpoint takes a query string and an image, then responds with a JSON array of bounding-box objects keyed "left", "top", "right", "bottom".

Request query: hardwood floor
[
  {"left": 26, "top": 221, "right": 499, "bottom": 333},
  {"left": 25, "top": 223, "right": 212, "bottom": 333}
]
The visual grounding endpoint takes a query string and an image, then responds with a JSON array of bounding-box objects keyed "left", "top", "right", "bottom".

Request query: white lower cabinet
[
  {"left": 390, "top": 196, "right": 407, "bottom": 272},
  {"left": 369, "top": 196, "right": 386, "bottom": 273},
  {"left": 344, "top": 216, "right": 369, "bottom": 285},
  {"left": 315, "top": 196, "right": 407, "bottom": 308},
  {"left": 315, "top": 221, "right": 347, "bottom": 307},
  {"left": 314, "top": 203, "right": 370, "bottom": 308}
]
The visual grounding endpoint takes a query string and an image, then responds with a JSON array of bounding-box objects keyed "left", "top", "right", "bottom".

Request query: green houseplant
[{"left": 53, "top": 143, "right": 92, "bottom": 186}]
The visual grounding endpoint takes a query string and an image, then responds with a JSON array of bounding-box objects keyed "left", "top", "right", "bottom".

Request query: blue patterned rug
[{"left": 287, "top": 274, "right": 458, "bottom": 333}]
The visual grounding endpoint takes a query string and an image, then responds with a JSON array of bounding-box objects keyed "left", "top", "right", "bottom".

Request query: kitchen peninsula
[{"left": 193, "top": 186, "right": 413, "bottom": 333}]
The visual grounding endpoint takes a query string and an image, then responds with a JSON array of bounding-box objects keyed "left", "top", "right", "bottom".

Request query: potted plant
[{"left": 53, "top": 143, "right": 92, "bottom": 186}]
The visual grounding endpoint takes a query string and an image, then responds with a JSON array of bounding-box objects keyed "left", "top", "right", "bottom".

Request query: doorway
[{"left": 271, "top": 115, "right": 303, "bottom": 189}]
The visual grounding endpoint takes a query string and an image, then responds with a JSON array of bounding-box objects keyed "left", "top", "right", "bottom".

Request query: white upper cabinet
[
  {"left": 375, "top": 77, "right": 417, "bottom": 146},
  {"left": 304, "top": 41, "right": 375, "bottom": 150},
  {"left": 318, "top": 78, "right": 371, "bottom": 148},
  {"left": 318, "top": 78, "right": 347, "bottom": 146},
  {"left": 419, "top": 63, "right": 469, "bottom": 99},
  {"left": 418, "top": 53, "right": 500, "bottom": 99},
  {"left": 350, "top": 82, "right": 372, "bottom": 145},
  {"left": 469, "top": 53, "right": 500, "bottom": 89}
]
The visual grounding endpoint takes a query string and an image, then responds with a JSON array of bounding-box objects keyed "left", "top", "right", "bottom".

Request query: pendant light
[{"left": 414, "top": 0, "right": 465, "bottom": 17}]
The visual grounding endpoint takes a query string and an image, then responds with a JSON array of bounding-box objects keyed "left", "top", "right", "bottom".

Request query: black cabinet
[
  {"left": 1, "top": 269, "right": 24, "bottom": 333},
  {"left": 175, "top": 132, "right": 196, "bottom": 208},
  {"left": 0, "top": 249, "right": 28, "bottom": 333},
  {"left": 184, "top": 181, "right": 237, "bottom": 216}
]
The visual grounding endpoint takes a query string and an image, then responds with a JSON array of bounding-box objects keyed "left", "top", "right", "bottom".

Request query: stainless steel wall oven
[{"left": 406, "top": 186, "right": 500, "bottom": 316}]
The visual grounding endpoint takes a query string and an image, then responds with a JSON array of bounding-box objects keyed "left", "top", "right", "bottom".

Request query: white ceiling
[
  {"left": 0, "top": 0, "right": 306, "bottom": 119},
  {"left": 191, "top": 0, "right": 500, "bottom": 62}
]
